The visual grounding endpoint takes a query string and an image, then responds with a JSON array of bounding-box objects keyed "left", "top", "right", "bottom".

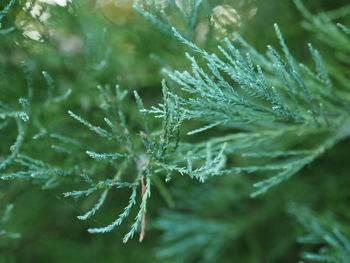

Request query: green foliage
[
  {"left": 289, "top": 205, "right": 350, "bottom": 263},
  {"left": 0, "top": 204, "right": 20, "bottom": 239},
  {"left": 159, "top": 23, "right": 350, "bottom": 197},
  {"left": 134, "top": 0, "right": 208, "bottom": 39},
  {"left": 0, "top": 0, "right": 350, "bottom": 262},
  {"left": 0, "top": 0, "right": 15, "bottom": 35}
]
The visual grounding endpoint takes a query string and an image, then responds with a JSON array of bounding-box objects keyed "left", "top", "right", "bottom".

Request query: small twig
[{"left": 139, "top": 177, "right": 147, "bottom": 242}]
